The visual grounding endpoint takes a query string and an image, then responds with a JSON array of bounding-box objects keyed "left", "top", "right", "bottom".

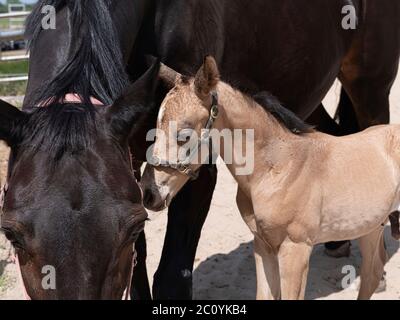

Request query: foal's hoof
[
  {"left": 375, "top": 273, "right": 387, "bottom": 293},
  {"left": 324, "top": 241, "right": 351, "bottom": 258}
]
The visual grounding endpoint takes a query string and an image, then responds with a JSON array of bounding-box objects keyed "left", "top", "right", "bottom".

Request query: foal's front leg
[
  {"left": 254, "top": 236, "right": 281, "bottom": 300},
  {"left": 236, "top": 188, "right": 281, "bottom": 299},
  {"left": 278, "top": 239, "right": 313, "bottom": 300}
]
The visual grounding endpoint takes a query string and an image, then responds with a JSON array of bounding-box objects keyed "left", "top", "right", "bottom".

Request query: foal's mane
[
  {"left": 25, "top": 0, "right": 129, "bottom": 106},
  {"left": 253, "top": 92, "right": 314, "bottom": 135}
]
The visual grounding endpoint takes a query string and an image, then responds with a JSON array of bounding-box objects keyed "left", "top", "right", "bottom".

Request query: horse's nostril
[{"left": 143, "top": 189, "right": 154, "bottom": 206}]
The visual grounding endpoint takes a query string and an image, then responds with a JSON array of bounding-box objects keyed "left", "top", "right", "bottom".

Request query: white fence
[{"left": 0, "top": 11, "right": 30, "bottom": 82}]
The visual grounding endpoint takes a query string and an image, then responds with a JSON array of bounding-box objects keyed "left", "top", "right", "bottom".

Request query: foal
[{"left": 142, "top": 57, "right": 400, "bottom": 300}]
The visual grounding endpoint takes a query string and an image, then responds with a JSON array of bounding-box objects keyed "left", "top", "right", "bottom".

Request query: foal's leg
[
  {"left": 152, "top": 164, "right": 217, "bottom": 300},
  {"left": 278, "top": 239, "right": 312, "bottom": 300},
  {"left": 358, "top": 226, "right": 387, "bottom": 300},
  {"left": 254, "top": 237, "right": 281, "bottom": 300},
  {"left": 236, "top": 188, "right": 280, "bottom": 300}
]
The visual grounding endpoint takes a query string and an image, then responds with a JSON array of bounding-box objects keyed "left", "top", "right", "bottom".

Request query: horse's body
[
  {"left": 0, "top": 0, "right": 397, "bottom": 299},
  {"left": 142, "top": 57, "right": 400, "bottom": 299}
]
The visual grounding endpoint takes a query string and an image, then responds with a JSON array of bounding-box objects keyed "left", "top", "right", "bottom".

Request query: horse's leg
[
  {"left": 129, "top": 160, "right": 152, "bottom": 300},
  {"left": 334, "top": 88, "right": 360, "bottom": 135},
  {"left": 278, "top": 239, "right": 312, "bottom": 300},
  {"left": 306, "top": 103, "right": 341, "bottom": 135},
  {"left": 357, "top": 226, "right": 387, "bottom": 300},
  {"left": 389, "top": 211, "right": 400, "bottom": 240},
  {"left": 130, "top": 230, "right": 152, "bottom": 300},
  {"left": 236, "top": 188, "right": 280, "bottom": 300},
  {"left": 152, "top": 164, "right": 217, "bottom": 300},
  {"left": 339, "top": 1, "right": 400, "bottom": 131}
]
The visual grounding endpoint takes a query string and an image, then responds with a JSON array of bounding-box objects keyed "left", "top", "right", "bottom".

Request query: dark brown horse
[{"left": 0, "top": 0, "right": 398, "bottom": 299}]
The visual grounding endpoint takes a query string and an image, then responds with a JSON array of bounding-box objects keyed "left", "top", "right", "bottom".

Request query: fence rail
[
  {"left": 0, "top": 11, "right": 30, "bottom": 83},
  {"left": 0, "top": 54, "right": 29, "bottom": 62},
  {"left": 0, "top": 29, "right": 25, "bottom": 41},
  {"left": 0, "top": 75, "right": 28, "bottom": 83},
  {"left": 0, "top": 11, "right": 31, "bottom": 19}
]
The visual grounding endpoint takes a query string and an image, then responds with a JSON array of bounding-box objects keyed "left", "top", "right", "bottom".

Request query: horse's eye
[{"left": 2, "top": 228, "right": 24, "bottom": 250}]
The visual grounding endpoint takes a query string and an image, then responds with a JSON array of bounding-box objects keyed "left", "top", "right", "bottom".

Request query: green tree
[{"left": 0, "top": 4, "right": 7, "bottom": 13}]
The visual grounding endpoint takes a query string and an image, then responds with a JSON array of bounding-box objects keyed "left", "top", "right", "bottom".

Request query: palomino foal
[{"left": 142, "top": 57, "right": 400, "bottom": 300}]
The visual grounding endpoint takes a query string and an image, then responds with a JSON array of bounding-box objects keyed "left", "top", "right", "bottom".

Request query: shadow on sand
[{"left": 193, "top": 226, "right": 399, "bottom": 300}]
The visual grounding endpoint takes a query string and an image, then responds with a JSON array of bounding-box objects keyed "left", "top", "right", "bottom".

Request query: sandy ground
[{"left": 0, "top": 74, "right": 400, "bottom": 300}]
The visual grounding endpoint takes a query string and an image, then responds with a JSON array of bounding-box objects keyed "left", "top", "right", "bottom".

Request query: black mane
[
  {"left": 253, "top": 92, "right": 314, "bottom": 135},
  {"left": 20, "top": 104, "right": 98, "bottom": 160},
  {"left": 25, "top": 0, "right": 129, "bottom": 106}
]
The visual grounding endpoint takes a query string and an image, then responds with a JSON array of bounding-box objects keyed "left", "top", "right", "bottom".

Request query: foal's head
[
  {"left": 0, "top": 63, "right": 159, "bottom": 299},
  {"left": 142, "top": 57, "right": 220, "bottom": 211}
]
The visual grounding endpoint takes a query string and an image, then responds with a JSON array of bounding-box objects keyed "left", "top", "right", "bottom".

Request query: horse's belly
[
  {"left": 316, "top": 207, "right": 391, "bottom": 244},
  {"left": 316, "top": 188, "right": 398, "bottom": 244}
]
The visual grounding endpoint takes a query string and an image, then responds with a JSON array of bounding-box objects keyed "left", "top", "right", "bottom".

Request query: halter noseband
[{"left": 150, "top": 91, "right": 219, "bottom": 180}]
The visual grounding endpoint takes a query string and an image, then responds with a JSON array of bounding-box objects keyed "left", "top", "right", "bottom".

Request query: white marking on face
[{"left": 158, "top": 104, "right": 166, "bottom": 125}]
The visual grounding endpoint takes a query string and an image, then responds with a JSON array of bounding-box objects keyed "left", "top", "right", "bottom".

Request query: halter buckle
[{"left": 210, "top": 105, "right": 219, "bottom": 119}]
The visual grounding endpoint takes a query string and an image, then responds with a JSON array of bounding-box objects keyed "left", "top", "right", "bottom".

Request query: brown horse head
[{"left": 0, "top": 62, "right": 159, "bottom": 300}]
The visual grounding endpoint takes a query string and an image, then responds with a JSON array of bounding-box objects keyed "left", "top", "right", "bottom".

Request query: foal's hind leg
[
  {"left": 236, "top": 188, "right": 280, "bottom": 300},
  {"left": 278, "top": 239, "right": 312, "bottom": 300},
  {"left": 358, "top": 226, "right": 387, "bottom": 300}
]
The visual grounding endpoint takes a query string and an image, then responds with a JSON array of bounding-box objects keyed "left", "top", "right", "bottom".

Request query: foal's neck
[
  {"left": 213, "top": 83, "right": 299, "bottom": 193},
  {"left": 215, "top": 83, "right": 292, "bottom": 137}
]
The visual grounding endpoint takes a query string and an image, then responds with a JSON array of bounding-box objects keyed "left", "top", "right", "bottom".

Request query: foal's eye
[{"left": 177, "top": 129, "right": 194, "bottom": 143}]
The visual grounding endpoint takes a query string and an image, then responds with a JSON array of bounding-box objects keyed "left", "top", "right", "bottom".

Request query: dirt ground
[{"left": 0, "top": 75, "right": 400, "bottom": 300}]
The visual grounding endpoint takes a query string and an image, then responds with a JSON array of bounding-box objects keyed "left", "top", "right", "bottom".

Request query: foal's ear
[
  {"left": 159, "top": 63, "right": 182, "bottom": 89},
  {"left": 106, "top": 59, "right": 160, "bottom": 142},
  {"left": 0, "top": 99, "right": 24, "bottom": 146},
  {"left": 194, "top": 56, "right": 220, "bottom": 98}
]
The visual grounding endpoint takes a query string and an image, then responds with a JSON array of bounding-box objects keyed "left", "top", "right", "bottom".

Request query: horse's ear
[
  {"left": 159, "top": 62, "right": 182, "bottom": 89},
  {"left": 106, "top": 59, "right": 160, "bottom": 142},
  {"left": 194, "top": 56, "right": 220, "bottom": 98},
  {"left": 0, "top": 99, "right": 24, "bottom": 146}
]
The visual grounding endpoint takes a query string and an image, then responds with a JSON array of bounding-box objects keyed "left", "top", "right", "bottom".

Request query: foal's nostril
[{"left": 143, "top": 189, "right": 154, "bottom": 206}]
